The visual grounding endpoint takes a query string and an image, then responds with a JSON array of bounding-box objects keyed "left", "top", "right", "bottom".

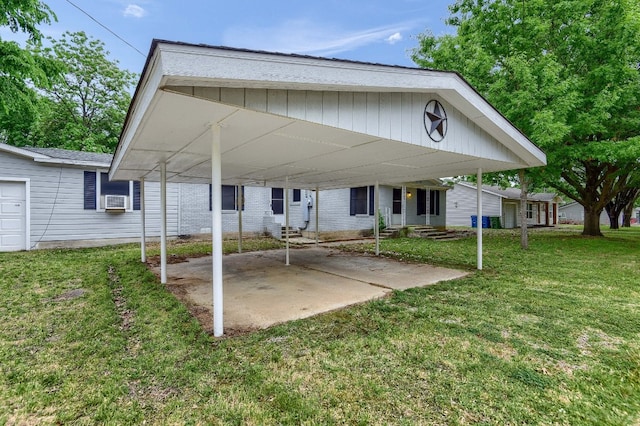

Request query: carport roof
[{"left": 110, "top": 40, "right": 545, "bottom": 189}]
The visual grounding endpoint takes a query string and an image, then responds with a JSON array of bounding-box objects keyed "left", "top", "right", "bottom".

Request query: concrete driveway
[{"left": 157, "top": 246, "right": 468, "bottom": 334}]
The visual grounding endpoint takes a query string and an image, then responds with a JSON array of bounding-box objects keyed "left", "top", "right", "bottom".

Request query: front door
[
  {"left": 0, "top": 181, "right": 27, "bottom": 251},
  {"left": 391, "top": 188, "right": 402, "bottom": 225},
  {"left": 271, "top": 187, "right": 284, "bottom": 225},
  {"left": 503, "top": 203, "right": 517, "bottom": 228}
]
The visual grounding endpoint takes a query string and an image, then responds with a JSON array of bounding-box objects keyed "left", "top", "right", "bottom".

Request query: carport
[{"left": 110, "top": 41, "right": 546, "bottom": 336}]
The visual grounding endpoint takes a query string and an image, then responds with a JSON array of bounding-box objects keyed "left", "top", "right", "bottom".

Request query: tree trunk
[
  {"left": 622, "top": 202, "right": 634, "bottom": 227},
  {"left": 519, "top": 169, "right": 528, "bottom": 249},
  {"left": 583, "top": 207, "right": 603, "bottom": 236},
  {"left": 605, "top": 204, "right": 620, "bottom": 229}
]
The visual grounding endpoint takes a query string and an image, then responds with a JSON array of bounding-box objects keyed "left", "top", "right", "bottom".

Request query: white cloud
[
  {"left": 386, "top": 32, "right": 402, "bottom": 44},
  {"left": 223, "top": 19, "right": 415, "bottom": 57},
  {"left": 123, "top": 4, "right": 146, "bottom": 18}
]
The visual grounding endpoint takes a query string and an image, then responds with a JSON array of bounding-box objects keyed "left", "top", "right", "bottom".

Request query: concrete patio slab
[{"left": 157, "top": 247, "right": 468, "bottom": 334}]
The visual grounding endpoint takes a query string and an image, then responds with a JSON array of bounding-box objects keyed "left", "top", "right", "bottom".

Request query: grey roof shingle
[{"left": 21, "top": 147, "right": 113, "bottom": 165}]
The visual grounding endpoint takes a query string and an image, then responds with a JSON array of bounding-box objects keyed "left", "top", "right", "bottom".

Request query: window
[
  {"left": 526, "top": 203, "right": 533, "bottom": 219},
  {"left": 392, "top": 188, "right": 402, "bottom": 214},
  {"left": 430, "top": 190, "right": 440, "bottom": 216},
  {"left": 83, "top": 171, "right": 140, "bottom": 211},
  {"left": 209, "top": 185, "right": 244, "bottom": 211},
  {"left": 272, "top": 188, "right": 284, "bottom": 214},
  {"left": 293, "top": 189, "right": 301, "bottom": 203},
  {"left": 349, "top": 186, "right": 375, "bottom": 216},
  {"left": 417, "top": 189, "right": 427, "bottom": 215}
]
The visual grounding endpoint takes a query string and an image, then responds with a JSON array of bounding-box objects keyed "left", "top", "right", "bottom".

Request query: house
[
  {"left": 559, "top": 201, "right": 640, "bottom": 226},
  {"left": 0, "top": 143, "right": 179, "bottom": 251},
  {"left": 1, "top": 142, "right": 450, "bottom": 251},
  {"left": 446, "top": 182, "right": 561, "bottom": 228}
]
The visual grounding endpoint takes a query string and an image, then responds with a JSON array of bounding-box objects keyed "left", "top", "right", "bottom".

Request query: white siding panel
[
  {"left": 366, "top": 93, "right": 380, "bottom": 136},
  {"left": 352, "top": 93, "right": 367, "bottom": 133},
  {"left": 446, "top": 184, "right": 501, "bottom": 227},
  {"left": 267, "top": 89, "right": 288, "bottom": 116},
  {"left": 165, "top": 85, "right": 524, "bottom": 163},
  {"left": 245, "top": 89, "right": 267, "bottom": 112},
  {"left": 287, "top": 91, "right": 307, "bottom": 120},
  {"left": 389, "top": 93, "right": 403, "bottom": 141},
  {"left": 401, "top": 93, "right": 413, "bottom": 143},
  {"left": 322, "top": 92, "right": 339, "bottom": 128},
  {"left": 194, "top": 86, "right": 220, "bottom": 101},
  {"left": 220, "top": 87, "right": 245, "bottom": 107},
  {"left": 338, "top": 92, "right": 353, "bottom": 130},
  {"left": 305, "top": 91, "right": 323, "bottom": 123}
]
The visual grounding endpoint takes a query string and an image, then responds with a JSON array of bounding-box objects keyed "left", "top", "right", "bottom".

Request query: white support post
[
  {"left": 237, "top": 185, "right": 242, "bottom": 254},
  {"left": 401, "top": 185, "right": 407, "bottom": 227},
  {"left": 425, "top": 187, "right": 429, "bottom": 226},
  {"left": 285, "top": 176, "right": 290, "bottom": 266},
  {"left": 375, "top": 181, "right": 380, "bottom": 256},
  {"left": 160, "top": 163, "right": 167, "bottom": 284},
  {"left": 140, "top": 177, "right": 146, "bottom": 263},
  {"left": 315, "top": 186, "right": 319, "bottom": 247},
  {"left": 477, "top": 168, "right": 483, "bottom": 270},
  {"left": 211, "top": 125, "right": 224, "bottom": 337}
]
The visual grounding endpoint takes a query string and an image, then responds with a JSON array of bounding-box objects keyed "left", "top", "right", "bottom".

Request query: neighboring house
[
  {"left": 559, "top": 202, "right": 640, "bottom": 226},
  {"left": 446, "top": 182, "right": 561, "bottom": 228},
  {"left": 0, "top": 143, "right": 179, "bottom": 251}
]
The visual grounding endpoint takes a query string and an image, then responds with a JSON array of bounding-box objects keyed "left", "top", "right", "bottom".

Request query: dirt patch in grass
[{"left": 48, "top": 288, "right": 87, "bottom": 302}]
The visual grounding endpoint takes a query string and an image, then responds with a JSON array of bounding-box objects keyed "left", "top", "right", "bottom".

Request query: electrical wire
[{"left": 64, "top": 0, "right": 146, "bottom": 57}]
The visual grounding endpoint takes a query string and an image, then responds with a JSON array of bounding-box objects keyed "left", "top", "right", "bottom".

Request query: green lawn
[{"left": 1, "top": 228, "right": 639, "bottom": 424}]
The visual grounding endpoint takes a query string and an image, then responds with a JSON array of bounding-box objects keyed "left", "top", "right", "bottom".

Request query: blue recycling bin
[{"left": 471, "top": 215, "right": 491, "bottom": 228}]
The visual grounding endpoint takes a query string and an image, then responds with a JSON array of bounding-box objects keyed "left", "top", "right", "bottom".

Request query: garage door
[{"left": 0, "top": 181, "right": 27, "bottom": 251}]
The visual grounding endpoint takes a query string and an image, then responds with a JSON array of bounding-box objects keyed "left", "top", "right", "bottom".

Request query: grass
[{"left": 1, "top": 228, "right": 639, "bottom": 424}]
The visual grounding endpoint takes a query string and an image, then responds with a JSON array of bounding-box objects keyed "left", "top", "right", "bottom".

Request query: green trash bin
[{"left": 490, "top": 216, "right": 502, "bottom": 229}]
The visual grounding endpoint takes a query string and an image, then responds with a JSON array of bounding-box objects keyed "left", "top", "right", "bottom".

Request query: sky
[{"left": 4, "top": 0, "right": 456, "bottom": 75}]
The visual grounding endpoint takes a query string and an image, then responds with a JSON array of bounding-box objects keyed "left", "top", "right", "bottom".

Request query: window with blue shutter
[
  {"left": 84, "top": 171, "right": 96, "bottom": 210},
  {"left": 350, "top": 186, "right": 368, "bottom": 215}
]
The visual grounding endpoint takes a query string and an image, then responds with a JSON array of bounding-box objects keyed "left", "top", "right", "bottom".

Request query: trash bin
[
  {"left": 490, "top": 216, "right": 502, "bottom": 229},
  {"left": 471, "top": 215, "right": 491, "bottom": 228}
]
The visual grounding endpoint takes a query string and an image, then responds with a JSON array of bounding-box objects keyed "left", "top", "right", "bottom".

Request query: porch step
[
  {"left": 379, "top": 225, "right": 462, "bottom": 241},
  {"left": 413, "top": 226, "right": 461, "bottom": 241},
  {"left": 280, "top": 226, "right": 303, "bottom": 239}
]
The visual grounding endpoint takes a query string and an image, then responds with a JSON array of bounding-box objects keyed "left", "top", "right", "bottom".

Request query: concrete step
[{"left": 281, "top": 226, "right": 303, "bottom": 239}]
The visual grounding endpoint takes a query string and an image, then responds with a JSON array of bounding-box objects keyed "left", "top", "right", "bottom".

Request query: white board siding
[
  {"left": 167, "top": 86, "right": 520, "bottom": 165},
  {"left": 0, "top": 150, "right": 179, "bottom": 248},
  {"left": 446, "top": 184, "right": 502, "bottom": 227}
]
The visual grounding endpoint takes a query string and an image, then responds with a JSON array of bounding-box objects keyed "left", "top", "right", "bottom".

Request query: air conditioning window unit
[{"left": 105, "top": 194, "right": 127, "bottom": 211}]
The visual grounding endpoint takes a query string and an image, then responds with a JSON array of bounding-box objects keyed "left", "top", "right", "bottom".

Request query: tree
[
  {"left": 29, "top": 31, "right": 137, "bottom": 152},
  {"left": 0, "top": 0, "right": 61, "bottom": 144},
  {"left": 606, "top": 187, "right": 639, "bottom": 229},
  {"left": 412, "top": 0, "right": 640, "bottom": 236}
]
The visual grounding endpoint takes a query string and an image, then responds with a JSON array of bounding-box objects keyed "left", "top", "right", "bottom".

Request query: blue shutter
[
  {"left": 133, "top": 181, "right": 141, "bottom": 210},
  {"left": 417, "top": 189, "right": 427, "bottom": 215},
  {"left": 369, "top": 185, "right": 374, "bottom": 216},
  {"left": 350, "top": 188, "right": 357, "bottom": 216},
  {"left": 84, "top": 171, "right": 96, "bottom": 210}
]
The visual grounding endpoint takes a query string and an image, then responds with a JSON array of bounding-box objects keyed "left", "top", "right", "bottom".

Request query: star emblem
[{"left": 424, "top": 100, "right": 448, "bottom": 142}]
